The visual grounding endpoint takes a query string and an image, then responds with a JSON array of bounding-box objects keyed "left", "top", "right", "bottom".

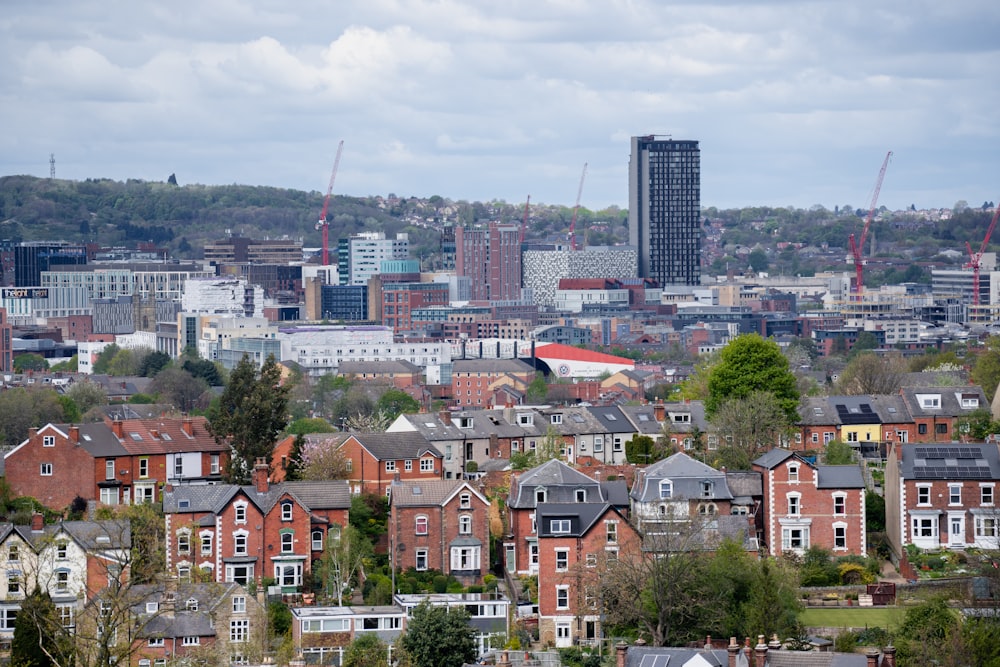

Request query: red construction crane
[
  {"left": 848, "top": 151, "right": 892, "bottom": 300},
  {"left": 568, "top": 163, "right": 587, "bottom": 251},
  {"left": 518, "top": 195, "right": 531, "bottom": 246},
  {"left": 964, "top": 204, "right": 1000, "bottom": 306},
  {"left": 316, "top": 140, "right": 344, "bottom": 266}
]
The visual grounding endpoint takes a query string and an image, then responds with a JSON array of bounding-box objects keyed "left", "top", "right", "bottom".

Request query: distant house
[
  {"left": 885, "top": 442, "right": 1000, "bottom": 556},
  {"left": 388, "top": 480, "right": 491, "bottom": 584},
  {"left": 338, "top": 432, "right": 444, "bottom": 495},
  {"left": 753, "top": 449, "right": 866, "bottom": 557}
]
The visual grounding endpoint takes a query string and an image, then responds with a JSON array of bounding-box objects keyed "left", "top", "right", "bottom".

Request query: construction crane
[
  {"left": 964, "top": 204, "right": 1000, "bottom": 306},
  {"left": 848, "top": 151, "right": 892, "bottom": 300},
  {"left": 315, "top": 140, "right": 344, "bottom": 266},
  {"left": 568, "top": 163, "right": 587, "bottom": 251},
  {"left": 517, "top": 195, "right": 531, "bottom": 246}
]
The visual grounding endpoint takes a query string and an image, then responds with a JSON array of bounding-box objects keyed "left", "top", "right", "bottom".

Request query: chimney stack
[
  {"left": 30, "top": 513, "right": 44, "bottom": 532},
  {"left": 111, "top": 420, "right": 124, "bottom": 438},
  {"left": 253, "top": 458, "right": 270, "bottom": 494},
  {"left": 439, "top": 409, "right": 452, "bottom": 426},
  {"left": 69, "top": 426, "right": 80, "bottom": 443},
  {"left": 882, "top": 645, "right": 896, "bottom": 667},
  {"left": 727, "top": 638, "right": 740, "bottom": 667},
  {"left": 615, "top": 642, "right": 628, "bottom": 667},
  {"left": 754, "top": 636, "right": 768, "bottom": 667},
  {"left": 28, "top": 427, "right": 38, "bottom": 440},
  {"left": 653, "top": 402, "right": 665, "bottom": 422},
  {"left": 182, "top": 418, "right": 194, "bottom": 436}
]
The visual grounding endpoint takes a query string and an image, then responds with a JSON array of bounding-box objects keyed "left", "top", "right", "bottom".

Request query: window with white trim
[
  {"left": 234, "top": 502, "right": 247, "bottom": 524},
  {"left": 281, "top": 501, "right": 293, "bottom": 521},
  {"left": 781, "top": 527, "right": 809, "bottom": 551},
  {"left": 450, "top": 546, "right": 481, "bottom": 571},
  {"left": 233, "top": 532, "right": 248, "bottom": 555},
  {"left": 385, "top": 461, "right": 396, "bottom": 473},
  {"left": 550, "top": 520, "right": 571, "bottom": 534},
  {"left": 659, "top": 480, "right": 672, "bottom": 499},
  {"left": 787, "top": 494, "right": 801, "bottom": 516},
  {"left": 833, "top": 494, "right": 846, "bottom": 516},
  {"left": 232, "top": 596, "right": 246, "bottom": 613},
  {"left": 556, "top": 585, "right": 569, "bottom": 609},
  {"left": 420, "top": 458, "right": 434, "bottom": 472},
  {"left": 555, "top": 548, "right": 569, "bottom": 571},
  {"left": 312, "top": 530, "right": 323, "bottom": 551},
  {"left": 404, "top": 459, "right": 413, "bottom": 472},
  {"left": 40, "top": 463, "right": 53, "bottom": 476},
  {"left": 200, "top": 532, "right": 213, "bottom": 556},
  {"left": 976, "top": 516, "right": 998, "bottom": 539},
  {"left": 177, "top": 530, "right": 190, "bottom": 555},
  {"left": 983, "top": 485, "right": 995, "bottom": 506},
  {"left": 787, "top": 463, "right": 799, "bottom": 481},
  {"left": 833, "top": 523, "right": 847, "bottom": 550},
  {"left": 949, "top": 484, "right": 962, "bottom": 505},
  {"left": 415, "top": 515, "right": 428, "bottom": 535},
  {"left": 43, "top": 435, "right": 55, "bottom": 447},
  {"left": 459, "top": 515, "right": 472, "bottom": 534},
  {"left": 415, "top": 549, "right": 428, "bottom": 571},
  {"left": 917, "top": 485, "right": 931, "bottom": 506},
  {"left": 230, "top": 619, "right": 249, "bottom": 643}
]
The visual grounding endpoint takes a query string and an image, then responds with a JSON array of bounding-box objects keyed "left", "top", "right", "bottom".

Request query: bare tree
[
  {"left": 708, "top": 390, "right": 792, "bottom": 469},
  {"left": 316, "top": 524, "right": 371, "bottom": 605},
  {"left": 836, "top": 352, "right": 907, "bottom": 395}
]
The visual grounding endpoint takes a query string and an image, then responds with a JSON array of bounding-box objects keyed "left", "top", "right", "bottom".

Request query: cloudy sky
[{"left": 1, "top": 0, "right": 997, "bottom": 211}]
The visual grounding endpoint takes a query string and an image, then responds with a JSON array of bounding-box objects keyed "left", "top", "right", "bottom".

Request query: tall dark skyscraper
[{"left": 628, "top": 136, "right": 701, "bottom": 286}]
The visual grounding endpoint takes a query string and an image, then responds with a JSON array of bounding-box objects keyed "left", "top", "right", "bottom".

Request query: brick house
[
  {"left": 4, "top": 416, "right": 227, "bottom": 509},
  {"left": 163, "top": 461, "right": 351, "bottom": 590},
  {"left": 899, "top": 386, "right": 989, "bottom": 443},
  {"left": 505, "top": 459, "right": 629, "bottom": 576},
  {"left": 0, "top": 517, "right": 131, "bottom": 645},
  {"left": 129, "top": 581, "right": 265, "bottom": 667},
  {"left": 450, "top": 359, "right": 535, "bottom": 408},
  {"left": 753, "top": 449, "right": 867, "bottom": 557},
  {"left": 535, "top": 502, "right": 640, "bottom": 648},
  {"left": 339, "top": 432, "right": 443, "bottom": 495},
  {"left": 884, "top": 442, "right": 1000, "bottom": 557},
  {"left": 337, "top": 360, "right": 423, "bottom": 389},
  {"left": 388, "top": 480, "right": 490, "bottom": 584}
]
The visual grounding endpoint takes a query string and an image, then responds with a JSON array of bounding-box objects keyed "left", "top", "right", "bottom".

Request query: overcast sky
[{"left": 1, "top": 0, "right": 998, "bottom": 212}]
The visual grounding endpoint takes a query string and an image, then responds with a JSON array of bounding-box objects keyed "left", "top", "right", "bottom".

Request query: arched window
[{"left": 415, "top": 515, "right": 428, "bottom": 535}]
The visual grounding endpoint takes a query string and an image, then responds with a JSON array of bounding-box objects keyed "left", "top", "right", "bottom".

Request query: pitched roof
[
  {"left": 163, "top": 479, "right": 351, "bottom": 515},
  {"left": 753, "top": 449, "right": 797, "bottom": 469},
  {"left": 587, "top": 406, "right": 638, "bottom": 434},
  {"left": 897, "top": 443, "right": 1000, "bottom": 480},
  {"left": 816, "top": 465, "right": 865, "bottom": 489},
  {"left": 536, "top": 502, "right": 616, "bottom": 538},
  {"left": 390, "top": 479, "right": 487, "bottom": 507},
  {"left": 632, "top": 452, "right": 734, "bottom": 503},
  {"left": 509, "top": 459, "right": 603, "bottom": 508},
  {"left": 106, "top": 416, "right": 226, "bottom": 454},
  {"left": 347, "top": 432, "right": 442, "bottom": 460},
  {"left": 339, "top": 359, "right": 422, "bottom": 375}
]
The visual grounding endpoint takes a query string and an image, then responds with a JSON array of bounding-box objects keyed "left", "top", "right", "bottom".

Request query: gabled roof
[
  {"left": 618, "top": 405, "right": 664, "bottom": 435},
  {"left": 163, "top": 479, "right": 352, "bottom": 516},
  {"left": 4, "top": 422, "right": 128, "bottom": 461},
  {"left": 346, "top": 432, "right": 442, "bottom": 461},
  {"left": 752, "top": 449, "right": 798, "bottom": 470},
  {"left": 2, "top": 519, "right": 131, "bottom": 551},
  {"left": 106, "top": 416, "right": 226, "bottom": 454},
  {"left": 900, "top": 385, "right": 989, "bottom": 418},
  {"left": 390, "top": 479, "right": 488, "bottom": 507},
  {"left": 132, "top": 581, "right": 250, "bottom": 639}
]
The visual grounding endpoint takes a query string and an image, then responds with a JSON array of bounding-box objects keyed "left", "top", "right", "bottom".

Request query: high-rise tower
[
  {"left": 628, "top": 136, "right": 701, "bottom": 285},
  {"left": 455, "top": 222, "right": 522, "bottom": 302}
]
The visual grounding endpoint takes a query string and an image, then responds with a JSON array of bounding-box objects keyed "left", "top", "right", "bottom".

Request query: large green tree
[
  {"left": 374, "top": 388, "right": 420, "bottom": 421},
  {"left": 208, "top": 354, "right": 290, "bottom": 484},
  {"left": 400, "top": 602, "right": 478, "bottom": 667},
  {"left": 706, "top": 334, "right": 799, "bottom": 422},
  {"left": 343, "top": 634, "right": 388, "bottom": 667},
  {"left": 709, "top": 391, "right": 793, "bottom": 469}
]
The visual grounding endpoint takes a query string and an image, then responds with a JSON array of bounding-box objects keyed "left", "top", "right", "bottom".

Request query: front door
[{"left": 950, "top": 515, "right": 965, "bottom": 546}]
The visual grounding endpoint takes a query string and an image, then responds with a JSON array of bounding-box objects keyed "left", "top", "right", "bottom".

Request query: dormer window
[
  {"left": 961, "top": 393, "right": 980, "bottom": 409},
  {"left": 659, "top": 480, "right": 672, "bottom": 499},
  {"left": 701, "top": 481, "right": 713, "bottom": 498},
  {"left": 458, "top": 417, "right": 473, "bottom": 429},
  {"left": 575, "top": 489, "right": 587, "bottom": 503},
  {"left": 517, "top": 414, "right": 533, "bottom": 426},
  {"left": 536, "top": 488, "right": 547, "bottom": 504},
  {"left": 916, "top": 393, "right": 941, "bottom": 409},
  {"left": 551, "top": 414, "right": 563, "bottom": 425},
  {"left": 550, "top": 520, "right": 571, "bottom": 534}
]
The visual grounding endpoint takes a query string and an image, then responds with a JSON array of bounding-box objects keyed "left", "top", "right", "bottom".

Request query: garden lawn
[{"left": 800, "top": 607, "right": 901, "bottom": 630}]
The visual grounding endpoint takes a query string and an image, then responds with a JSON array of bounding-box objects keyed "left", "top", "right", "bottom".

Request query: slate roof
[
  {"left": 389, "top": 480, "right": 486, "bottom": 507},
  {"left": 618, "top": 405, "right": 664, "bottom": 435},
  {"left": 540, "top": 406, "right": 606, "bottom": 436},
  {"left": 753, "top": 449, "right": 797, "bottom": 470},
  {"left": 48, "top": 423, "right": 127, "bottom": 457},
  {"left": 348, "top": 432, "right": 442, "bottom": 460},
  {"left": 162, "top": 479, "right": 351, "bottom": 515},
  {"left": 132, "top": 582, "right": 248, "bottom": 639},
  {"left": 897, "top": 443, "right": 1000, "bottom": 480},
  {"left": 900, "top": 385, "right": 989, "bottom": 418},
  {"left": 625, "top": 646, "right": 869, "bottom": 667},
  {"left": 2, "top": 519, "right": 131, "bottom": 551},
  {"left": 816, "top": 465, "right": 865, "bottom": 489},
  {"left": 509, "top": 459, "right": 604, "bottom": 508},
  {"left": 587, "top": 406, "right": 638, "bottom": 434},
  {"left": 536, "top": 502, "right": 616, "bottom": 538},
  {"left": 726, "top": 471, "right": 763, "bottom": 499},
  {"left": 632, "top": 452, "right": 733, "bottom": 503},
  {"left": 660, "top": 401, "right": 709, "bottom": 432}
]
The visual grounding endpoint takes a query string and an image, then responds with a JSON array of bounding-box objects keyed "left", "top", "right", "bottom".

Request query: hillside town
[{"left": 0, "top": 140, "right": 999, "bottom": 667}]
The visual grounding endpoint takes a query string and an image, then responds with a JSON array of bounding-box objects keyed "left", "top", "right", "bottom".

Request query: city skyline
[{"left": 1, "top": 1, "right": 997, "bottom": 212}]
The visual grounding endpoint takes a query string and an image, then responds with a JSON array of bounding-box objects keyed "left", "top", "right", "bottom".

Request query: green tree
[
  {"left": 317, "top": 524, "right": 372, "bottom": 605},
  {"left": 740, "top": 558, "right": 801, "bottom": 640},
  {"left": 11, "top": 586, "right": 73, "bottom": 667},
  {"left": 709, "top": 391, "right": 792, "bottom": 470},
  {"left": 13, "top": 353, "right": 47, "bottom": 373},
  {"left": 823, "top": 439, "right": 854, "bottom": 465},
  {"left": 957, "top": 409, "right": 1000, "bottom": 441},
  {"left": 974, "top": 338, "right": 1000, "bottom": 403},
  {"left": 748, "top": 248, "right": 769, "bottom": 273},
  {"left": 343, "top": 633, "right": 388, "bottom": 667},
  {"left": 706, "top": 334, "right": 799, "bottom": 422},
  {"left": 849, "top": 331, "right": 879, "bottom": 357},
  {"left": 626, "top": 434, "right": 665, "bottom": 465},
  {"left": 182, "top": 357, "right": 224, "bottom": 386},
  {"left": 374, "top": 389, "right": 419, "bottom": 421},
  {"left": 350, "top": 494, "right": 389, "bottom": 544},
  {"left": 137, "top": 351, "right": 171, "bottom": 377},
  {"left": 208, "top": 355, "right": 289, "bottom": 485},
  {"left": 400, "top": 602, "right": 478, "bottom": 667},
  {"left": 287, "top": 417, "right": 335, "bottom": 436},
  {"left": 67, "top": 381, "right": 109, "bottom": 416},
  {"left": 526, "top": 375, "right": 548, "bottom": 403},
  {"left": 48, "top": 355, "right": 78, "bottom": 373},
  {"left": 895, "top": 596, "right": 960, "bottom": 665}
]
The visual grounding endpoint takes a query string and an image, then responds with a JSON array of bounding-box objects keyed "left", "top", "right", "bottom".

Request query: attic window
[
  {"left": 638, "top": 414, "right": 650, "bottom": 422},
  {"left": 604, "top": 414, "right": 617, "bottom": 421},
  {"left": 129, "top": 433, "right": 143, "bottom": 441},
  {"left": 672, "top": 414, "right": 690, "bottom": 423},
  {"left": 96, "top": 536, "right": 110, "bottom": 544},
  {"left": 517, "top": 414, "right": 533, "bottom": 426},
  {"left": 961, "top": 394, "right": 980, "bottom": 409},
  {"left": 161, "top": 433, "right": 172, "bottom": 441},
  {"left": 551, "top": 414, "right": 563, "bottom": 425},
  {"left": 550, "top": 520, "right": 571, "bottom": 534},
  {"left": 424, "top": 423, "right": 437, "bottom": 428},
  {"left": 458, "top": 417, "right": 473, "bottom": 429},
  {"left": 82, "top": 434, "right": 92, "bottom": 441},
  {"left": 178, "top": 500, "right": 190, "bottom": 509},
  {"left": 412, "top": 487, "right": 422, "bottom": 495}
]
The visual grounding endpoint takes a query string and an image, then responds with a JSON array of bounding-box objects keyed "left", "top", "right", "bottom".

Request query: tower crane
[
  {"left": 518, "top": 195, "right": 531, "bottom": 246},
  {"left": 848, "top": 151, "right": 892, "bottom": 300},
  {"left": 316, "top": 140, "right": 344, "bottom": 266},
  {"left": 964, "top": 204, "right": 1000, "bottom": 306},
  {"left": 568, "top": 163, "right": 588, "bottom": 251}
]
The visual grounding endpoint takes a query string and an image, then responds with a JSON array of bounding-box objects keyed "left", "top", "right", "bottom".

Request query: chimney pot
[
  {"left": 615, "top": 642, "right": 628, "bottom": 667},
  {"left": 254, "top": 458, "right": 270, "bottom": 494},
  {"left": 727, "top": 638, "right": 740, "bottom": 667}
]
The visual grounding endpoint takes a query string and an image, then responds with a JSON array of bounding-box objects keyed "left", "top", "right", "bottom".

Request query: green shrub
[{"left": 432, "top": 575, "right": 448, "bottom": 593}]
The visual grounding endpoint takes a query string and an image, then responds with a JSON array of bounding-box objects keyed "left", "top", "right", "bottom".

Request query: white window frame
[
  {"left": 833, "top": 522, "right": 848, "bottom": 551},
  {"left": 916, "top": 485, "right": 931, "bottom": 506},
  {"left": 556, "top": 585, "right": 569, "bottom": 610},
  {"left": 415, "top": 548, "right": 428, "bottom": 571},
  {"left": 555, "top": 548, "right": 569, "bottom": 572},
  {"left": 40, "top": 463, "right": 53, "bottom": 476}
]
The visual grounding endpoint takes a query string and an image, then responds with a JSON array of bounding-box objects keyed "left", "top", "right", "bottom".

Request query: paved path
[{"left": 880, "top": 560, "right": 907, "bottom": 583}]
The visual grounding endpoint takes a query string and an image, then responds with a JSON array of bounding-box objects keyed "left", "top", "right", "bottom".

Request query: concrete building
[
  {"left": 181, "top": 277, "right": 264, "bottom": 318},
  {"left": 337, "top": 232, "right": 410, "bottom": 286},
  {"left": 204, "top": 235, "right": 303, "bottom": 265},
  {"left": 456, "top": 223, "right": 522, "bottom": 302},
  {"left": 522, "top": 246, "right": 638, "bottom": 307},
  {"left": 628, "top": 136, "right": 701, "bottom": 286},
  {"left": 276, "top": 325, "right": 451, "bottom": 377}
]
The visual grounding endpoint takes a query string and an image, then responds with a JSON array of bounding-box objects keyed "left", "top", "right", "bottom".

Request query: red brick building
[
  {"left": 380, "top": 282, "right": 449, "bottom": 333},
  {"left": 535, "top": 502, "right": 640, "bottom": 648},
  {"left": 455, "top": 222, "right": 521, "bottom": 302},
  {"left": 885, "top": 442, "right": 1000, "bottom": 557},
  {"left": 339, "top": 432, "right": 444, "bottom": 495},
  {"left": 3, "top": 416, "right": 227, "bottom": 510},
  {"left": 388, "top": 480, "right": 490, "bottom": 584},
  {"left": 450, "top": 358, "right": 535, "bottom": 408},
  {"left": 753, "top": 449, "right": 867, "bottom": 557},
  {"left": 163, "top": 461, "right": 351, "bottom": 589}
]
